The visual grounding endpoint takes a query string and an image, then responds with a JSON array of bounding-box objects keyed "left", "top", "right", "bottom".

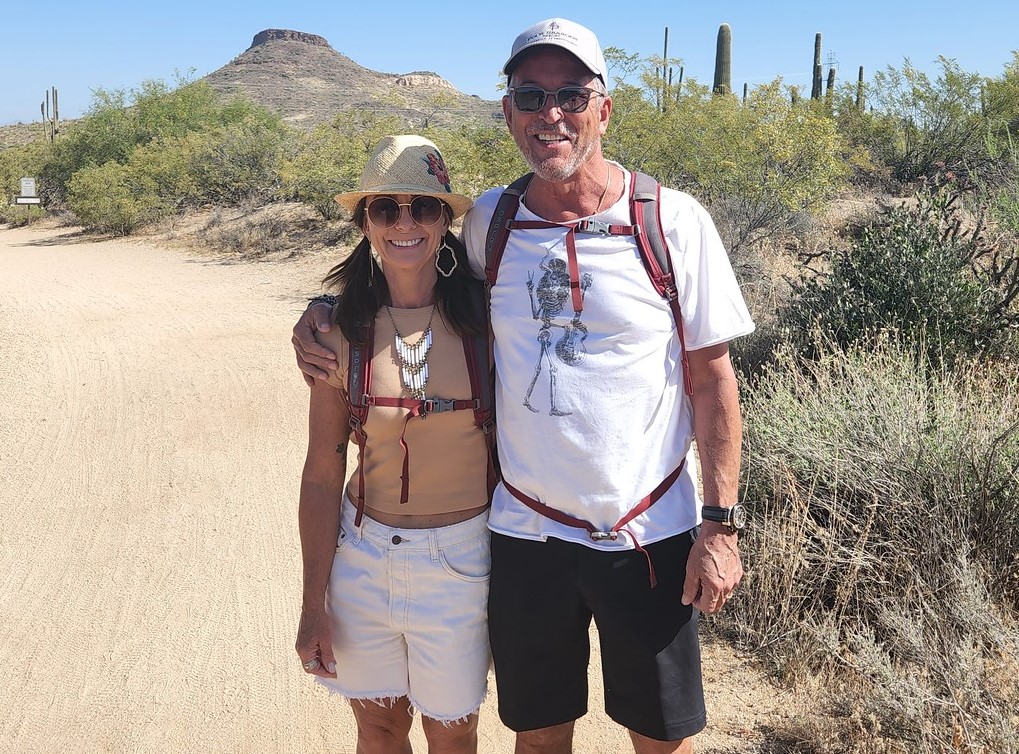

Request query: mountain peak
[
  {"left": 249, "top": 29, "right": 330, "bottom": 49},
  {"left": 204, "top": 28, "right": 500, "bottom": 129}
]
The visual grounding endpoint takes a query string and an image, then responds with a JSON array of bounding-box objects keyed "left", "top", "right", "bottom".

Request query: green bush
[
  {"left": 869, "top": 57, "right": 988, "bottom": 183},
  {"left": 185, "top": 115, "right": 293, "bottom": 205},
  {"left": 66, "top": 160, "right": 168, "bottom": 234},
  {"left": 423, "top": 124, "right": 527, "bottom": 199},
  {"left": 783, "top": 181, "right": 1019, "bottom": 366},
  {"left": 726, "top": 334, "right": 1019, "bottom": 752},
  {"left": 603, "top": 79, "right": 849, "bottom": 254},
  {"left": 281, "top": 110, "right": 404, "bottom": 219},
  {"left": 38, "top": 77, "right": 283, "bottom": 207}
]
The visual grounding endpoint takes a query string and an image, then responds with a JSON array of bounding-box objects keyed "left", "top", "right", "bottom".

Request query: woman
[{"left": 295, "top": 135, "right": 493, "bottom": 753}]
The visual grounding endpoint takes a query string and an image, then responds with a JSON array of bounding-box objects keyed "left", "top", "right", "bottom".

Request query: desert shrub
[
  {"left": 868, "top": 57, "right": 988, "bottom": 183},
  {"left": 196, "top": 213, "right": 289, "bottom": 257},
  {"left": 425, "top": 124, "right": 527, "bottom": 199},
  {"left": 690, "top": 85, "right": 849, "bottom": 254},
  {"left": 783, "top": 180, "right": 1019, "bottom": 367},
  {"left": 38, "top": 77, "right": 281, "bottom": 205},
  {"left": 724, "top": 334, "right": 1019, "bottom": 753},
  {"left": 185, "top": 114, "right": 294, "bottom": 205},
  {"left": 829, "top": 86, "right": 900, "bottom": 188},
  {"left": 125, "top": 136, "right": 202, "bottom": 210},
  {"left": 983, "top": 51, "right": 1019, "bottom": 142},
  {"left": 604, "top": 79, "right": 849, "bottom": 255},
  {"left": 66, "top": 160, "right": 168, "bottom": 234},
  {"left": 280, "top": 110, "right": 404, "bottom": 219}
]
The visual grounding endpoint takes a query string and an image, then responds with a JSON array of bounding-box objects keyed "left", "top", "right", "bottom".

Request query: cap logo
[
  {"left": 527, "top": 27, "right": 581, "bottom": 47},
  {"left": 423, "top": 152, "right": 451, "bottom": 192}
]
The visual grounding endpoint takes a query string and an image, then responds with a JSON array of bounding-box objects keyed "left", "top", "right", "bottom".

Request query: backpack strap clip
[
  {"left": 576, "top": 219, "right": 612, "bottom": 235},
  {"left": 423, "top": 397, "right": 470, "bottom": 414}
]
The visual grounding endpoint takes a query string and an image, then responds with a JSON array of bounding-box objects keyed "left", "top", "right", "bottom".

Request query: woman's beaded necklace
[{"left": 385, "top": 304, "right": 436, "bottom": 400}]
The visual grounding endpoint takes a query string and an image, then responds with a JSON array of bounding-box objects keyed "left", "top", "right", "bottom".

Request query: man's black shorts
[{"left": 487, "top": 529, "right": 706, "bottom": 742}]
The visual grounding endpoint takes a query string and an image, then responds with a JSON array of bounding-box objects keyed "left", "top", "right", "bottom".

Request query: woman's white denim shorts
[{"left": 317, "top": 498, "right": 491, "bottom": 722}]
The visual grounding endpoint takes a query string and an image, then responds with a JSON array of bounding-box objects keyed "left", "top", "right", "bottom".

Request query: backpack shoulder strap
[
  {"left": 484, "top": 173, "right": 533, "bottom": 288},
  {"left": 346, "top": 320, "right": 374, "bottom": 525},
  {"left": 461, "top": 330, "right": 498, "bottom": 499},
  {"left": 629, "top": 171, "right": 693, "bottom": 396}
]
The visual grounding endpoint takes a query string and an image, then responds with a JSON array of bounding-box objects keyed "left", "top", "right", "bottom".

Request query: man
[{"left": 293, "top": 18, "right": 755, "bottom": 754}]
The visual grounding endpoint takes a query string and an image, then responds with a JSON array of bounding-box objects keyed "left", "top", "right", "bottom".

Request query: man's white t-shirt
[{"left": 462, "top": 167, "right": 755, "bottom": 549}]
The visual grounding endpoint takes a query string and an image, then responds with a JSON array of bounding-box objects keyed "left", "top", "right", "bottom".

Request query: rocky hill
[{"left": 203, "top": 29, "right": 502, "bottom": 129}]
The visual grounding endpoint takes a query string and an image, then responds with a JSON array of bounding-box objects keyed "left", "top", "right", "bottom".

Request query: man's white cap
[{"left": 503, "top": 18, "right": 607, "bottom": 83}]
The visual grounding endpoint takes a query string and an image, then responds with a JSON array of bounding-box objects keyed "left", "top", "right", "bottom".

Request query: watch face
[{"left": 730, "top": 505, "right": 748, "bottom": 529}]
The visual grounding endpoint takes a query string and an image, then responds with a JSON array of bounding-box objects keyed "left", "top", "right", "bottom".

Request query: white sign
[
  {"left": 15, "top": 196, "right": 42, "bottom": 205},
  {"left": 20, "top": 177, "right": 37, "bottom": 197}
]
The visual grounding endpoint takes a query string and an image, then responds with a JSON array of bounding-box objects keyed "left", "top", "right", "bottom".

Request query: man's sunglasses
[
  {"left": 508, "top": 86, "right": 604, "bottom": 114},
  {"left": 366, "top": 196, "right": 446, "bottom": 227}
]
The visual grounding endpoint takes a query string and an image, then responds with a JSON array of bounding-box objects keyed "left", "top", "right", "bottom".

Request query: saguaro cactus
[
  {"left": 713, "top": 23, "right": 732, "bottom": 95},
  {"left": 52, "top": 87, "right": 59, "bottom": 139},
  {"left": 811, "top": 33, "right": 823, "bottom": 99},
  {"left": 826, "top": 67, "right": 836, "bottom": 97},
  {"left": 856, "top": 66, "right": 865, "bottom": 110}
]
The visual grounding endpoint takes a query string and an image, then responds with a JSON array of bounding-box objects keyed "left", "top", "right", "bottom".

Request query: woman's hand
[{"left": 295, "top": 606, "right": 337, "bottom": 678}]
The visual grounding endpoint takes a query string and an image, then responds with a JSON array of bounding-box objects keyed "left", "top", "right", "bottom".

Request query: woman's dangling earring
[
  {"left": 368, "top": 245, "right": 382, "bottom": 287},
  {"left": 434, "top": 240, "right": 457, "bottom": 278}
]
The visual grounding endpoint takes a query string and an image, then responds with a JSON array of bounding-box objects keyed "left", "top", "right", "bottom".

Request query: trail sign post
[{"left": 13, "top": 176, "right": 42, "bottom": 224}]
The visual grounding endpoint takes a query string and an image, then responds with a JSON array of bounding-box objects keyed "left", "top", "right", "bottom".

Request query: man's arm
[
  {"left": 681, "top": 341, "right": 745, "bottom": 614},
  {"left": 293, "top": 298, "right": 340, "bottom": 387}
]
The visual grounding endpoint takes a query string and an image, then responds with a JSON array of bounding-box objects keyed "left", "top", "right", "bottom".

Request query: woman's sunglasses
[
  {"left": 366, "top": 196, "right": 446, "bottom": 227},
  {"left": 507, "top": 86, "right": 604, "bottom": 114}
]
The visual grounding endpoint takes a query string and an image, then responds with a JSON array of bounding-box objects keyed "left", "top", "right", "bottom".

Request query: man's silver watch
[{"left": 700, "top": 504, "right": 748, "bottom": 531}]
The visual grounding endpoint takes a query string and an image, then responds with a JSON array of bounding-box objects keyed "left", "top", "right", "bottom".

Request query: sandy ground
[{"left": 0, "top": 222, "right": 786, "bottom": 753}]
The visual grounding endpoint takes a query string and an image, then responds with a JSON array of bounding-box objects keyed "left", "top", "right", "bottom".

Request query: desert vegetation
[{"left": 2, "top": 44, "right": 1018, "bottom": 754}]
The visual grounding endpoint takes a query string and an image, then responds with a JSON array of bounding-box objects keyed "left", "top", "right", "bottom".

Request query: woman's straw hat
[{"left": 334, "top": 135, "right": 473, "bottom": 219}]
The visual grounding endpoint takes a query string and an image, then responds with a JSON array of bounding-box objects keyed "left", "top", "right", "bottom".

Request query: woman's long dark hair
[{"left": 322, "top": 200, "right": 485, "bottom": 345}]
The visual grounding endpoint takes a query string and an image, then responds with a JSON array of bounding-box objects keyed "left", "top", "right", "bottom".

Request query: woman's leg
[
  {"left": 420, "top": 713, "right": 479, "bottom": 754},
  {"left": 350, "top": 696, "right": 414, "bottom": 754}
]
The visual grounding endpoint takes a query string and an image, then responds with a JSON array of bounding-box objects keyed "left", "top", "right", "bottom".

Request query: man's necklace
[
  {"left": 385, "top": 304, "right": 436, "bottom": 400},
  {"left": 594, "top": 162, "right": 613, "bottom": 214}
]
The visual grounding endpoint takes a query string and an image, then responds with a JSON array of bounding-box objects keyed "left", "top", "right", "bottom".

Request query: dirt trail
[{"left": 0, "top": 222, "right": 782, "bottom": 753}]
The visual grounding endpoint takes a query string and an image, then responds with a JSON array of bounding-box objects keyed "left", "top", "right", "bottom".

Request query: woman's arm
[{"left": 295, "top": 378, "right": 351, "bottom": 678}]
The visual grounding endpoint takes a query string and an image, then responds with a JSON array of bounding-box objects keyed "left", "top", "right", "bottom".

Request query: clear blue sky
[{"left": 3, "top": 0, "right": 1017, "bottom": 126}]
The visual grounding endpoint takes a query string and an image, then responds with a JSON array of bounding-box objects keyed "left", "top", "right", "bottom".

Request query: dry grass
[{"left": 723, "top": 335, "right": 1019, "bottom": 753}]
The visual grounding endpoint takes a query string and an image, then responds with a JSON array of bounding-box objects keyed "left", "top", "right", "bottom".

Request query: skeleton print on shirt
[{"left": 523, "top": 250, "right": 592, "bottom": 416}]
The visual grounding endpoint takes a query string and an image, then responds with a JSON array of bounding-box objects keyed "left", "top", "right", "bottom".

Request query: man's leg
[
  {"left": 515, "top": 721, "right": 575, "bottom": 754},
  {"left": 629, "top": 730, "right": 692, "bottom": 754},
  {"left": 488, "top": 535, "right": 592, "bottom": 741},
  {"left": 582, "top": 530, "right": 707, "bottom": 747}
]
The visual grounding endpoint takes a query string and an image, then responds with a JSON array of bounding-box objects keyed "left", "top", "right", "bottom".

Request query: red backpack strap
[
  {"left": 484, "top": 173, "right": 533, "bottom": 289},
  {"left": 346, "top": 321, "right": 374, "bottom": 526},
  {"left": 462, "top": 331, "right": 498, "bottom": 501},
  {"left": 629, "top": 171, "right": 693, "bottom": 396}
]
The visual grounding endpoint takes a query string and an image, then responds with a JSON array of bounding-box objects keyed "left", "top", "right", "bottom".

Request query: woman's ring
[{"left": 303, "top": 658, "right": 320, "bottom": 671}]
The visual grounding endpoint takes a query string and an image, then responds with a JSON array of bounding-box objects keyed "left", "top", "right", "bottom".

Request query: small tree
[{"left": 869, "top": 57, "right": 986, "bottom": 182}]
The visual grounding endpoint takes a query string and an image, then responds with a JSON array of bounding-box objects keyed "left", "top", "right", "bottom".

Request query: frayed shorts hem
[{"left": 315, "top": 678, "right": 485, "bottom": 724}]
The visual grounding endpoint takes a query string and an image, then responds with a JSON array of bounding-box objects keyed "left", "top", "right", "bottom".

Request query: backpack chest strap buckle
[
  {"left": 576, "top": 219, "right": 612, "bottom": 236},
  {"left": 423, "top": 398, "right": 456, "bottom": 413}
]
